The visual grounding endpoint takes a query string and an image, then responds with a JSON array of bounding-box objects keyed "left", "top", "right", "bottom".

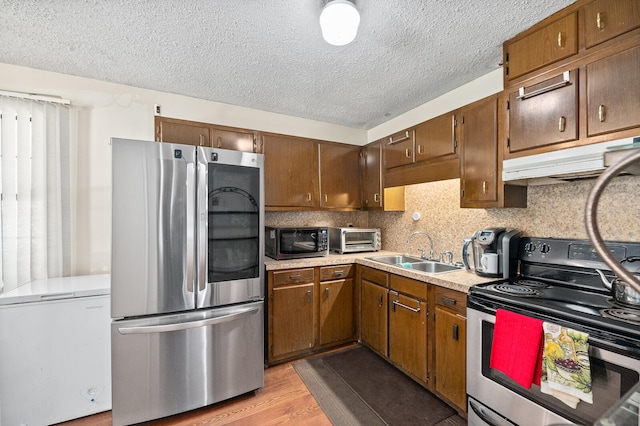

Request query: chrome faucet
[
  {"left": 439, "top": 251, "right": 454, "bottom": 265},
  {"left": 406, "top": 231, "right": 435, "bottom": 260}
]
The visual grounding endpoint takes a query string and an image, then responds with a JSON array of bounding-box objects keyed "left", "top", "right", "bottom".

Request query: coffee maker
[{"left": 462, "top": 227, "right": 521, "bottom": 278}]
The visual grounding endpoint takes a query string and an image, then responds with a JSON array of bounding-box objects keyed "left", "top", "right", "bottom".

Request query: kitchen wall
[{"left": 267, "top": 175, "right": 640, "bottom": 263}]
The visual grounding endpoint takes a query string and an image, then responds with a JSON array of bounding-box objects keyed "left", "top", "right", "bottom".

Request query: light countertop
[{"left": 264, "top": 251, "right": 496, "bottom": 294}]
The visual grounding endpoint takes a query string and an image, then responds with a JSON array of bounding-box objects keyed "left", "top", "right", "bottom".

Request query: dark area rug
[{"left": 293, "top": 345, "right": 466, "bottom": 426}]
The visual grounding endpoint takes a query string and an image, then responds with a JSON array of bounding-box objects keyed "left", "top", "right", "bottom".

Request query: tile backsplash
[{"left": 265, "top": 175, "right": 640, "bottom": 265}]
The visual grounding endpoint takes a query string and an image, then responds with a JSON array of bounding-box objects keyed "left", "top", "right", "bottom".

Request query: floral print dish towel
[{"left": 540, "top": 322, "right": 592, "bottom": 408}]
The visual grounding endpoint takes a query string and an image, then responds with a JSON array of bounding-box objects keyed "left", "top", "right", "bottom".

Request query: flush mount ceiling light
[{"left": 319, "top": 0, "right": 360, "bottom": 46}]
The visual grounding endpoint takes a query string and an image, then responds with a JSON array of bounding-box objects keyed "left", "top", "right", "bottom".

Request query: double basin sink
[{"left": 365, "top": 254, "right": 462, "bottom": 274}]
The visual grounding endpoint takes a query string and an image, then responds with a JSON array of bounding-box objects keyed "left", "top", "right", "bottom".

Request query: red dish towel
[{"left": 490, "top": 309, "right": 544, "bottom": 389}]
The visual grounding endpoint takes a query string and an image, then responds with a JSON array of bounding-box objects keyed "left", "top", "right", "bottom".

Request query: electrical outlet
[{"left": 154, "top": 104, "right": 161, "bottom": 115}]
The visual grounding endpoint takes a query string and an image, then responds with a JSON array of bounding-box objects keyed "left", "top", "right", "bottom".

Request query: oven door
[{"left": 467, "top": 305, "right": 640, "bottom": 426}]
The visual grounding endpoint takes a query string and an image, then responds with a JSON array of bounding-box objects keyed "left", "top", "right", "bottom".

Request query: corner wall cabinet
[
  {"left": 461, "top": 95, "right": 527, "bottom": 208},
  {"left": 361, "top": 140, "right": 405, "bottom": 211}
]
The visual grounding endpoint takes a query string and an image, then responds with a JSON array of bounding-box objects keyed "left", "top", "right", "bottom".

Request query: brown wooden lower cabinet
[
  {"left": 359, "top": 266, "right": 389, "bottom": 357},
  {"left": 267, "top": 265, "right": 355, "bottom": 364},
  {"left": 389, "top": 290, "right": 428, "bottom": 384},
  {"left": 435, "top": 306, "right": 467, "bottom": 411}
]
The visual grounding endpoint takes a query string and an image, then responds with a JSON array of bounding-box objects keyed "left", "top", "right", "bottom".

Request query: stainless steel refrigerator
[{"left": 110, "top": 138, "right": 264, "bottom": 426}]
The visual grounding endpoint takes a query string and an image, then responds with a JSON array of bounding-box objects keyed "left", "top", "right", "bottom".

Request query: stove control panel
[{"left": 569, "top": 243, "right": 626, "bottom": 262}]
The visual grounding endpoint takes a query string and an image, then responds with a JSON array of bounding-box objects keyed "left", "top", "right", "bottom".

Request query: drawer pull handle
[
  {"left": 393, "top": 299, "right": 421, "bottom": 313},
  {"left": 596, "top": 12, "right": 604, "bottom": 30},
  {"left": 558, "top": 116, "right": 566, "bottom": 132},
  {"left": 441, "top": 296, "right": 457, "bottom": 305},
  {"left": 453, "top": 324, "right": 459, "bottom": 341},
  {"left": 332, "top": 270, "right": 344, "bottom": 276},
  {"left": 388, "top": 131, "right": 410, "bottom": 145},
  {"left": 598, "top": 105, "right": 606, "bottom": 122},
  {"left": 289, "top": 274, "right": 301, "bottom": 281},
  {"left": 516, "top": 71, "right": 570, "bottom": 100}
]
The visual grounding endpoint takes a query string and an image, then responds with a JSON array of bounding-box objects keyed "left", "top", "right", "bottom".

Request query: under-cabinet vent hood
[{"left": 502, "top": 138, "right": 640, "bottom": 185}]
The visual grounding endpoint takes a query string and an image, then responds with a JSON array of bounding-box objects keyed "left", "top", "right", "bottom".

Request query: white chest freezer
[{"left": 0, "top": 274, "right": 111, "bottom": 426}]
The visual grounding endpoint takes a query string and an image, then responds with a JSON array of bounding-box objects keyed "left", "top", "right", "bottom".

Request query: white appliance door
[
  {"left": 110, "top": 301, "right": 264, "bottom": 426},
  {"left": 0, "top": 295, "right": 111, "bottom": 425},
  {"left": 111, "top": 138, "right": 197, "bottom": 318}
]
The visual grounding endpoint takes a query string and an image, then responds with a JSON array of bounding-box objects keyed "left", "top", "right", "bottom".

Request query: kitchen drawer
[
  {"left": 435, "top": 286, "right": 466, "bottom": 315},
  {"left": 360, "top": 266, "right": 389, "bottom": 288},
  {"left": 390, "top": 274, "right": 428, "bottom": 300},
  {"left": 320, "top": 264, "right": 354, "bottom": 281},
  {"left": 272, "top": 268, "right": 315, "bottom": 287}
]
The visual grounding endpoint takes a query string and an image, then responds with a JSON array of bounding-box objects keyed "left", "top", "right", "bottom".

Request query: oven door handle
[{"left": 469, "top": 398, "right": 515, "bottom": 426}]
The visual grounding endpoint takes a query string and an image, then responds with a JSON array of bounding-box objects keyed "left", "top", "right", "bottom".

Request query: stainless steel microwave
[
  {"left": 329, "top": 227, "right": 381, "bottom": 254},
  {"left": 265, "top": 226, "right": 329, "bottom": 260}
]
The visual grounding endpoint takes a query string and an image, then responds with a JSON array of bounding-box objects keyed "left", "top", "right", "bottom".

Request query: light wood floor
[{"left": 59, "top": 362, "right": 332, "bottom": 426}]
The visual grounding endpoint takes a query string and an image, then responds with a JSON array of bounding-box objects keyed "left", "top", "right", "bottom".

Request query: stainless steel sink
[
  {"left": 366, "top": 254, "right": 424, "bottom": 265},
  {"left": 365, "top": 254, "right": 462, "bottom": 274}
]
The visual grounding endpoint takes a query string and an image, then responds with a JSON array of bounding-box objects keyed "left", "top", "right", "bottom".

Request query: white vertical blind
[{"left": 0, "top": 96, "right": 74, "bottom": 293}]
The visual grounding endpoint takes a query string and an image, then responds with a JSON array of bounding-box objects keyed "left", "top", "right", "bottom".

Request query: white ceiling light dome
[{"left": 319, "top": 0, "right": 360, "bottom": 46}]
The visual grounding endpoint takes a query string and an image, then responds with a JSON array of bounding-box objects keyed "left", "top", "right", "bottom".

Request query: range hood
[{"left": 502, "top": 138, "right": 640, "bottom": 185}]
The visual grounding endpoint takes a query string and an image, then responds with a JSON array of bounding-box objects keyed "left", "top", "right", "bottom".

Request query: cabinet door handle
[
  {"left": 199, "top": 135, "right": 205, "bottom": 146},
  {"left": 557, "top": 31, "right": 563, "bottom": 47},
  {"left": 482, "top": 181, "right": 487, "bottom": 195},
  {"left": 324, "top": 194, "right": 328, "bottom": 202},
  {"left": 405, "top": 148, "right": 412, "bottom": 158},
  {"left": 558, "top": 116, "right": 566, "bottom": 132},
  {"left": 441, "top": 296, "right": 457, "bottom": 306},
  {"left": 378, "top": 293, "right": 383, "bottom": 307},
  {"left": 253, "top": 136, "right": 257, "bottom": 152},
  {"left": 596, "top": 12, "right": 604, "bottom": 30},
  {"left": 216, "top": 136, "right": 222, "bottom": 148},
  {"left": 417, "top": 144, "right": 424, "bottom": 155},
  {"left": 325, "top": 287, "right": 330, "bottom": 299},
  {"left": 452, "top": 324, "right": 459, "bottom": 341},
  {"left": 306, "top": 290, "right": 312, "bottom": 303},
  {"left": 388, "top": 131, "right": 410, "bottom": 145},
  {"left": 451, "top": 115, "right": 457, "bottom": 153},
  {"left": 307, "top": 193, "right": 312, "bottom": 202},
  {"left": 516, "top": 70, "right": 570, "bottom": 100},
  {"left": 392, "top": 299, "right": 421, "bottom": 313},
  {"left": 598, "top": 105, "right": 606, "bottom": 122},
  {"left": 374, "top": 193, "right": 380, "bottom": 202}
]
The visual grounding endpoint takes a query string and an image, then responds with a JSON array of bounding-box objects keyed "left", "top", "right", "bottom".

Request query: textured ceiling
[{"left": 0, "top": 0, "right": 574, "bottom": 129}]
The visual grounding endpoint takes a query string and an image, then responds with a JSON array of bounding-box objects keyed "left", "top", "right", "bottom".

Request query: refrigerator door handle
[
  {"left": 186, "top": 161, "right": 195, "bottom": 293},
  {"left": 116, "top": 304, "right": 261, "bottom": 335},
  {"left": 196, "top": 159, "right": 208, "bottom": 296}
]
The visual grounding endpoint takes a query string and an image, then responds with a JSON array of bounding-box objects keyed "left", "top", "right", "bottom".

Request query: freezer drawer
[{"left": 111, "top": 301, "right": 264, "bottom": 426}]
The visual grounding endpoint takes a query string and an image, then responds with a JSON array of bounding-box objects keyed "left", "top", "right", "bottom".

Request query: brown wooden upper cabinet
[
  {"left": 504, "top": 12, "right": 578, "bottom": 81},
  {"left": 318, "top": 142, "right": 362, "bottom": 210},
  {"left": 384, "top": 129, "right": 415, "bottom": 169},
  {"left": 361, "top": 140, "right": 405, "bottom": 211},
  {"left": 461, "top": 95, "right": 526, "bottom": 208},
  {"left": 583, "top": 0, "right": 640, "bottom": 49},
  {"left": 586, "top": 45, "right": 640, "bottom": 136},
  {"left": 414, "top": 112, "right": 458, "bottom": 162},
  {"left": 263, "top": 133, "right": 319, "bottom": 210},
  {"left": 507, "top": 69, "right": 578, "bottom": 154},
  {"left": 154, "top": 116, "right": 261, "bottom": 153}
]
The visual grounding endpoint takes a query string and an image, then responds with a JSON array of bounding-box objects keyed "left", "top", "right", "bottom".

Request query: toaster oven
[{"left": 329, "top": 227, "right": 381, "bottom": 254}]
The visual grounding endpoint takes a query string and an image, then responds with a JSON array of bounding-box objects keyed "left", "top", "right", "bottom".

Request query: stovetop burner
[
  {"left": 601, "top": 307, "right": 640, "bottom": 326},
  {"left": 486, "top": 283, "right": 543, "bottom": 297}
]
